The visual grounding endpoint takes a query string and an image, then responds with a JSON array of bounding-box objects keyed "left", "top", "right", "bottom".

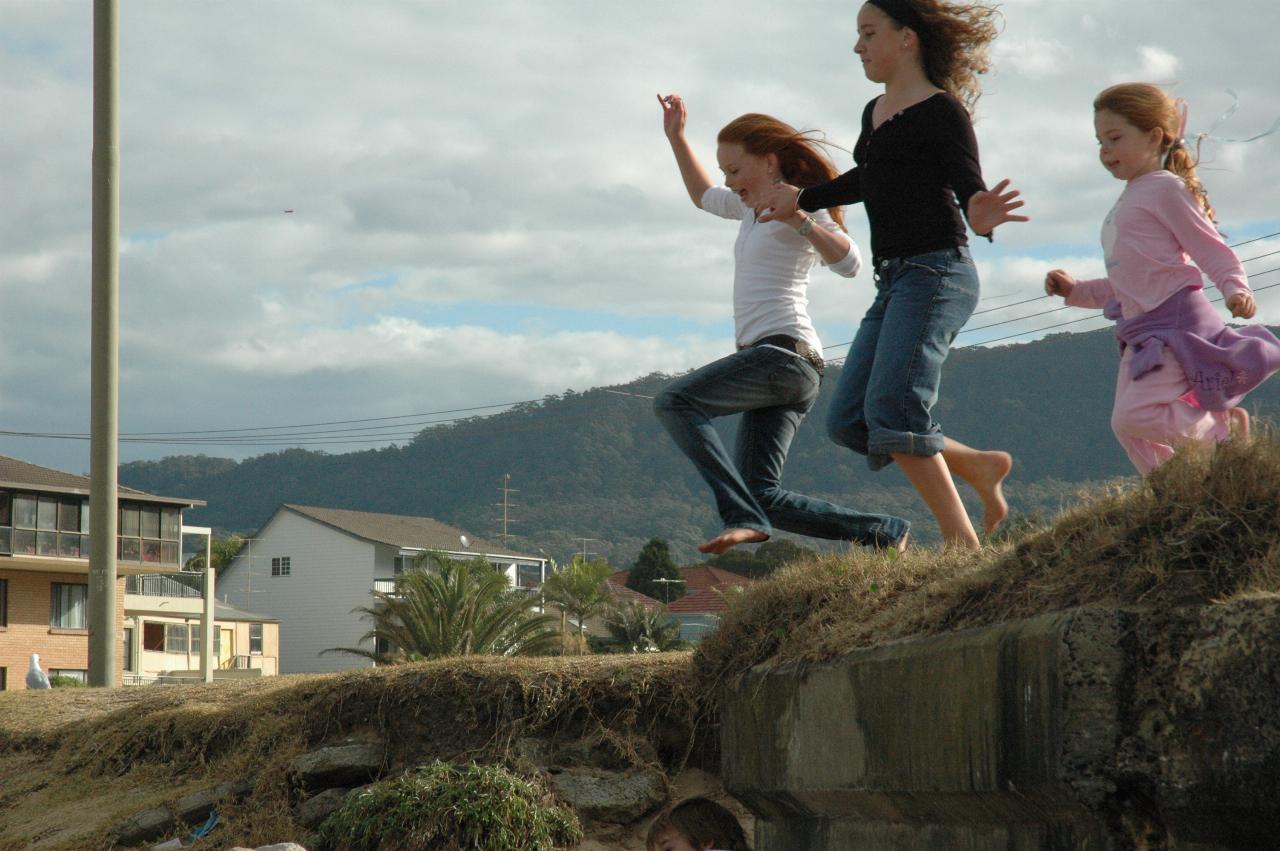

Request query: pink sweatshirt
[{"left": 1065, "top": 170, "right": 1249, "bottom": 317}]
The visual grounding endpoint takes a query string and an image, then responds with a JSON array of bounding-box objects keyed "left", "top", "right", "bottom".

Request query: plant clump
[{"left": 312, "top": 761, "right": 582, "bottom": 851}]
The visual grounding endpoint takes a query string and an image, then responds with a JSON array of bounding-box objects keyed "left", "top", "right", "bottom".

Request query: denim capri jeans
[{"left": 826, "top": 246, "right": 980, "bottom": 471}]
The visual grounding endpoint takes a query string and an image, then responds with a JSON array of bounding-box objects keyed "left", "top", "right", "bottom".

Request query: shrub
[
  {"left": 48, "top": 675, "right": 87, "bottom": 688},
  {"left": 313, "top": 761, "right": 582, "bottom": 851}
]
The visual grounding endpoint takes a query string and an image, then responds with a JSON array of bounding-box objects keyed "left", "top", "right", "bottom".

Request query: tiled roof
[
  {"left": 215, "top": 601, "right": 280, "bottom": 623},
  {"left": 667, "top": 585, "right": 745, "bottom": 614},
  {"left": 603, "top": 578, "right": 664, "bottom": 611},
  {"left": 607, "top": 564, "right": 755, "bottom": 602},
  {"left": 0, "top": 454, "right": 203, "bottom": 506},
  {"left": 281, "top": 504, "right": 538, "bottom": 560}
]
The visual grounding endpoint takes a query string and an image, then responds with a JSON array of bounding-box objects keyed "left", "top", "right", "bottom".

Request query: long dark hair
[{"left": 877, "top": 0, "right": 1002, "bottom": 114}]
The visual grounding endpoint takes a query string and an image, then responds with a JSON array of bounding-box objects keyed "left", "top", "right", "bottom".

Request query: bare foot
[
  {"left": 972, "top": 450, "right": 1013, "bottom": 534},
  {"left": 894, "top": 530, "right": 910, "bottom": 555},
  {"left": 698, "top": 528, "right": 768, "bottom": 555},
  {"left": 1229, "top": 407, "right": 1251, "bottom": 440}
]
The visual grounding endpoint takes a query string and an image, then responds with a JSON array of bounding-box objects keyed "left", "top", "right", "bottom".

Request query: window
[
  {"left": 393, "top": 555, "right": 412, "bottom": 575},
  {"left": 249, "top": 623, "right": 263, "bottom": 655},
  {"left": 0, "top": 668, "right": 5, "bottom": 691},
  {"left": 118, "top": 501, "right": 180, "bottom": 566},
  {"left": 49, "top": 669, "right": 87, "bottom": 684},
  {"left": 517, "top": 563, "right": 542, "bottom": 589},
  {"left": 143, "top": 621, "right": 165, "bottom": 651},
  {"left": 51, "top": 583, "right": 88, "bottom": 629},
  {"left": 166, "top": 623, "right": 190, "bottom": 654},
  {"left": 0, "top": 578, "right": 7, "bottom": 627},
  {"left": 0, "top": 491, "right": 88, "bottom": 559},
  {"left": 271, "top": 556, "right": 291, "bottom": 577},
  {"left": 123, "top": 627, "right": 135, "bottom": 672}
]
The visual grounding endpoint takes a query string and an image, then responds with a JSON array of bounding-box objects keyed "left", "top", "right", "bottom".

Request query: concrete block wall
[{"left": 720, "top": 600, "right": 1280, "bottom": 850}]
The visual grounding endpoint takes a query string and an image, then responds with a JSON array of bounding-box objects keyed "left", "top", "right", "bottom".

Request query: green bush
[
  {"left": 313, "top": 761, "right": 582, "bottom": 851},
  {"left": 48, "top": 675, "right": 87, "bottom": 688}
]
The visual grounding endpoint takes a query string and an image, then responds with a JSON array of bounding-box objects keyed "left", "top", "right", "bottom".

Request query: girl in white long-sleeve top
[{"left": 653, "top": 94, "right": 909, "bottom": 556}]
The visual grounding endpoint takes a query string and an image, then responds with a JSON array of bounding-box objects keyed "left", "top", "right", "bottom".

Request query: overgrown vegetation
[
  {"left": 313, "top": 761, "right": 582, "bottom": 851},
  {"left": 695, "top": 433, "right": 1280, "bottom": 691}
]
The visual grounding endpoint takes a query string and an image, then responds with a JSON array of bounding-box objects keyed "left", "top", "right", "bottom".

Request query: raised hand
[
  {"left": 1227, "top": 292, "right": 1257, "bottom": 319},
  {"left": 657, "top": 93, "right": 687, "bottom": 141},
  {"left": 1044, "top": 269, "right": 1075, "bottom": 298},
  {"left": 967, "top": 178, "right": 1028, "bottom": 236}
]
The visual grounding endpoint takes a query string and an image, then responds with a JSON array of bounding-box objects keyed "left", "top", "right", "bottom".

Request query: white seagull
[{"left": 26, "top": 653, "right": 51, "bottom": 689}]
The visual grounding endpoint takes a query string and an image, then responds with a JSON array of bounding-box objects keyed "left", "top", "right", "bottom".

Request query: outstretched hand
[
  {"left": 755, "top": 182, "right": 802, "bottom": 223},
  {"left": 1044, "top": 269, "right": 1074, "bottom": 298},
  {"left": 1228, "top": 292, "right": 1257, "bottom": 319},
  {"left": 968, "top": 178, "right": 1028, "bottom": 237},
  {"left": 657, "top": 93, "right": 687, "bottom": 141}
]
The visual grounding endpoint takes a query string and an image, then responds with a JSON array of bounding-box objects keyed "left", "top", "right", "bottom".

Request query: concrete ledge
[{"left": 721, "top": 599, "right": 1280, "bottom": 850}]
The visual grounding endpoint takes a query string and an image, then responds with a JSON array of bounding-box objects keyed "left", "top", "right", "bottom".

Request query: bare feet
[
  {"left": 698, "top": 528, "right": 768, "bottom": 555},
  {"left": 1229, "top": 407, "right": 1251, "bottom": 440},
  {"left": 971, "top": 450, "right": 1013, "bottom": 534}
]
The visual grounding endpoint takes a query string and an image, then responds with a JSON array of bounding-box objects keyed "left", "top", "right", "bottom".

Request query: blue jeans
[
  {"left": 827, "top": 246, "right": 980, "bottom": 471},
  {"left": 654, "top": 344, "right": 909, "bottom": 547}
]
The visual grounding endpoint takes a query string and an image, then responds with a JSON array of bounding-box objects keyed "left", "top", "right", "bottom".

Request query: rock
[
  {"left": 256, "top": 845, "right": 309, "bottom": 851},
  {"left": 113, "top": 805, "right": 176, "bottom": 846},
  {"left": 296, "top": 787, "right": 350, "bottom": 829},
  {"left": 170, "top": 777, "right": 252, "bottom": 825},
  {"left": 290, "top": 742, "right": 383, "bottom": 790},
  {"left": 549, "top": 767, "right": 666, "bottom": 824}
]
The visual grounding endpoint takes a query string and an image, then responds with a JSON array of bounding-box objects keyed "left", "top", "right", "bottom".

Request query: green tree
[
  {"left": 626, "top": 538, "right": 683, "bottom": 602},
  {"left": 184, "top": 534, "right": 246, "bottom": 575},
  {"left": 540, "top": 555, "right": 614, "bottom": 654},
  {"left": 324, "top": 552, "right": 559, "bottom": 662},
  {"left": 602, "top": 600, "right": 686, "bottom": 652},
  {"left": 707, "top": 538, "right": 816, "bottom": 578}
]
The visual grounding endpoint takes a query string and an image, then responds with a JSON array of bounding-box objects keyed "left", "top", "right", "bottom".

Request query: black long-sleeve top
[{"left": 799, "top": 92, "right": 986, "bottom": 264}]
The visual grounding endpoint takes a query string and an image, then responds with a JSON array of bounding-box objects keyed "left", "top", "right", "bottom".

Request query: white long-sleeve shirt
[{"left": 700, "top": 185, "right": 861, "bottom": 350}]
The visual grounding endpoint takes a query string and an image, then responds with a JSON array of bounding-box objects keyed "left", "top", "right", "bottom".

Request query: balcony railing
[{"left": 126, "top": 573, "right": 204, "bottom": 598}]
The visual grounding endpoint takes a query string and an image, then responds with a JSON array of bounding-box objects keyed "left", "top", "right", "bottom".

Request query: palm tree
[
  {"left": 539, "top": 555, "right": 614, "bottom": 653},
  {"left": 324, "top": 552, "right": 560, "bottom": 663},
  {"left": 603, "top": 600, "right": 687, "bottom": 652}
]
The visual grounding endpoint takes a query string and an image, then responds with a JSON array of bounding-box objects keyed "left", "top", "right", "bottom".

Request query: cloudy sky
[{"left": 3, "top": 0, "right": 1278, "bottom": 473}]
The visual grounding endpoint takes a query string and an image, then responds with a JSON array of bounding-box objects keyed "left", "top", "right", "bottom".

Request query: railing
[
  {"left": 373, "top": 579, "right": 396, "bottom": 594},
  {"left": 125, "top": 573, "right": 204, "bottom": 598}
]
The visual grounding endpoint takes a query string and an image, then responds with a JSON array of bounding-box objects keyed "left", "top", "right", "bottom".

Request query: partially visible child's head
[
  {"left": 1093, "top": 82, "right": 1216, "bottom": 222},
  {"left": 646, "top": 797, "right": 752, "bottom": 851}
]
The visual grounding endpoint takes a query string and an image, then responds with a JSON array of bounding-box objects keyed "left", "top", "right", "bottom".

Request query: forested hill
[{"left": 120, "top": 328, "right": 1280, "bottom": 564}]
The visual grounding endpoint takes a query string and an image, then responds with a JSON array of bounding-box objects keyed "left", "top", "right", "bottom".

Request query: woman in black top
[{"left": 761, "top": 0, "right": 1027, "bottom": 549}]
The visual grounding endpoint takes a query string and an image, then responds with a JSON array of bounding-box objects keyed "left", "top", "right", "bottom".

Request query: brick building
[{"left": 0, "top": 455, "right": 202, "bottom": 689}]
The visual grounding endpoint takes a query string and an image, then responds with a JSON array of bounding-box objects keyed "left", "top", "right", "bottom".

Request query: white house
[{"left": 218, "top": 504, "right": 549, "bottom": 674}]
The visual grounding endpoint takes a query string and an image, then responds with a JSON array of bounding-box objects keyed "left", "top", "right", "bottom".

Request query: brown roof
[
  {"left": 607, "top": 564, "right": 754, "bottom": 596},
  {"left": 668, "top": 585, "right": 744, "bottom": 615},
  {"left": 0, "top": 454, "right": 203, "bottom": 506},
  {"left": 603, "top": 578, "right": 664, "bottom": 611},
  {"left": 281, "top": 504, "right": 538, "bottom": 560}
]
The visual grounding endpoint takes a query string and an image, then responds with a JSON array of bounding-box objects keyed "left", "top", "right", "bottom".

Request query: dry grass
[
  {"left": 0, "top": 655, "right": 700, "bottom": 850},
  {"left": 695, "top": 433, "right": 1280, "bottom": 692}
]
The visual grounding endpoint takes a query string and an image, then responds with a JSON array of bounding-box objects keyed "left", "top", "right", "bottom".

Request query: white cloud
[{"left": 2, "top": 0, "right": 1279, "bottom": 472}]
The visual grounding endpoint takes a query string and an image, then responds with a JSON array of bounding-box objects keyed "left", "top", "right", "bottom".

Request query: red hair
[{"left": 718, "top": 113, "right": 847, "bottom": 230}]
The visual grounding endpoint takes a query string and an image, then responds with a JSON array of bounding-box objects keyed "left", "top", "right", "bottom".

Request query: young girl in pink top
[{"left": 1045, "top": 83, "right": 1280, "bottom": 474}]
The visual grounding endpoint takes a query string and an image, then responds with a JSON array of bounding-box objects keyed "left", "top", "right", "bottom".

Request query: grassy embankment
[{"left": 2, "top": 434, "right": 1277, "bottom": 849}]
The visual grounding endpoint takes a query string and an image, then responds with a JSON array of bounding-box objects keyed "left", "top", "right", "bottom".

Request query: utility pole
[
  {"left": 87, "top": 0, "right": 120, "bottom": 688},
  {"left": 652, "top": 577, "right": 686, "bottom": 605},
  {"left": 495, "top": 474, "right": 517, "bottom": 545}
]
